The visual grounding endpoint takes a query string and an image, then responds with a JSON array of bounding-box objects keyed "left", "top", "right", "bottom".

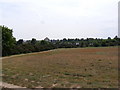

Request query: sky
[{"left": 0, "top": 0, "right": 119, "bottom": 40}]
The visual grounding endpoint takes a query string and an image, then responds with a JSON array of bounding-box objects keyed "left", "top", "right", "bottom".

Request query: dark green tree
[
  {"left": 40, "top": 40, "right": 48, "bottom": 45},
  {"left": 31, "top": 38, "right": 37, "bottom": 45},
  {"left": 17, "top": 39, "right": 23, "bottom": 45},
  {"left": 2, "top": 26, "right": 16, "bottom": 56}
]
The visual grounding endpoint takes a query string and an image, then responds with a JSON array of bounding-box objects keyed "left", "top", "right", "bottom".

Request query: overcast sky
[{"left": 0, "top": 0, "right": 119, "bottom": 40}]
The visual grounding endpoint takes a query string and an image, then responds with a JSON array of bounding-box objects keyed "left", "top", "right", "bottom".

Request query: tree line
[{"left": 1, "top": 25, "right": 120, "bottom": 56}]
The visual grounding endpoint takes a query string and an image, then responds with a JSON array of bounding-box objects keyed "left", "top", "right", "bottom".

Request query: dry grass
[{"left": 2, "top": 47, "right": 118, "bottom": 88}]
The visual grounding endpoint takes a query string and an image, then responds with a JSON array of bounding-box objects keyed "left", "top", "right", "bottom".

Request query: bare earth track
[{"left": 0, "top": 82, "right": 26, "bottom": 88}]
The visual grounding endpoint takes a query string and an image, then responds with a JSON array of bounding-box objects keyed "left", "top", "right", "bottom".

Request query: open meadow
[{"left": 2, "top": 47, "right": 118, "bottom": 88}]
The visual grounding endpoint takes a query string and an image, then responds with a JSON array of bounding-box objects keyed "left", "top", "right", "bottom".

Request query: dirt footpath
[
  {"left": 0, "top": 82, "right": 44, "bottom": 90},
  {"left": 0, "top": 82, "right": 26, "bottom": 88}
]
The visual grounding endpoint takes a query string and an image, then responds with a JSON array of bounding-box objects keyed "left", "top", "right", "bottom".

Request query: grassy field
[{"left": 2, "top": 47, "right": 118, "bottom": 88}]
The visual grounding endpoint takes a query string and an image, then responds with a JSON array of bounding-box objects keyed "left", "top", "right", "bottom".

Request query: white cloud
[{"left": 0, "top": 0, "right": 119, "bottom": 40}]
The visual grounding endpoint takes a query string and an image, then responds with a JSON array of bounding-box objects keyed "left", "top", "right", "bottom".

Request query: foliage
[
  {"left": 1, "top": 26, "right": 16, "bottom": 56},
  {"left": 1, "top": 25, "right": 120, "bottom": 56}
]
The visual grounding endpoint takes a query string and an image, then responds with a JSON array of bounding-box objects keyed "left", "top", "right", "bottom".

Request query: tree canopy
[
  {"left": 1, "top": 25, "right": 120, "bottom": 57},
  {"left": 1, "top": 26, "right": 16, "bottom": 56}
]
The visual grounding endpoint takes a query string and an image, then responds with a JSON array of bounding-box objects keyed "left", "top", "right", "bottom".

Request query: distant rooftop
[{"left": 44, "top": 37, "right": 50, "bottom": 42}]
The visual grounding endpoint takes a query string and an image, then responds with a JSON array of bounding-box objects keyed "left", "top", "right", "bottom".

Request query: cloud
[{"left": 0, "top": 0, "right": 119, "bottom": 39}]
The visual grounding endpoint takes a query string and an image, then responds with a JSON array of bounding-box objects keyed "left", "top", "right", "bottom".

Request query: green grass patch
[{"left": 2, "top": 47, "right": 118, "bottom": 88}]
